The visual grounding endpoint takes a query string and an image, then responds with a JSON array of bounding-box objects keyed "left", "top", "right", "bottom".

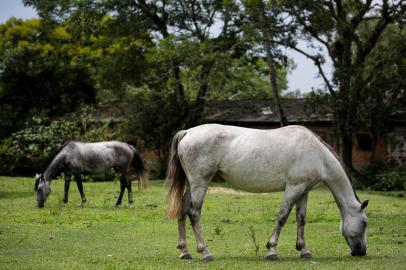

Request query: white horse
[{"left": 166, "top": 124, "right": 368, "bottom": 261}]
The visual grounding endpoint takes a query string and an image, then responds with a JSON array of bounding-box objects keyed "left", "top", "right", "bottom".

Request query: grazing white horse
[{"left": 166, "top": 124, "right": 368, "bottom": 261}]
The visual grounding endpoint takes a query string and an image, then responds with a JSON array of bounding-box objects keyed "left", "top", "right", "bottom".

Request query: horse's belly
[{"left": 219, "top": 170, "right": 286, "bottom": 193}]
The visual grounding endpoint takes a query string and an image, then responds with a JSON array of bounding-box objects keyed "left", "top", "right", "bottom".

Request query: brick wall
[{"left": 387, "top": 127, "right": 406, "bottom": 165}]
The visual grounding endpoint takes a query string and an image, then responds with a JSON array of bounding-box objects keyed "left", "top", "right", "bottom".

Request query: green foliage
[
  {"left": 0, "top": 18, "right": 97, "bottom": 138},
  {"left": 207, "top": 56, "right": 288, "bottom": 100},
  {"left": 357, "top": 160, "right": 406, "bottom": 191},
  {"left": 1, "top": 177, "right": 405, "bottom": 269},
  {"left": 0, "top": 110, "right": 120, "bottom": 176},
  {"left": 124, "top": 86, "right": 188, "bottom": 159}
]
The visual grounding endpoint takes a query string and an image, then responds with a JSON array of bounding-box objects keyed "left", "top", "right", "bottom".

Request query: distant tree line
[{"left": 0, "top": 0, "right": 405, "bottom": 173}]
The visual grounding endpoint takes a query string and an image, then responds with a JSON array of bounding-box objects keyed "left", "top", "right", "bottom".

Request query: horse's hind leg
[
  {"left": 266, "top": 184, "right": 306, "bottom": 260},
  {"left": 188, "top": 179, "right": 214, "bottom": 262},
  {"left": 296, "top": 192, "right": 312, "bottom": 259},
  {"left": 178, "top": 183, "right": 192, "bottom": 259},
  {"left": 115, "top": 176, "right": 126, "bottom": 207},
  {"left": 75, "top": 175, "right": 87, "bottom": 206},
  {"left": 63, "top": 174, "right": 72, "bottom": 203},
  {"left": 126, "top": 175, "right": 134, "bottom": 204}
]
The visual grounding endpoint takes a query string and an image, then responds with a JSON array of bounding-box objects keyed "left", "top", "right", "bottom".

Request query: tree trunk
[
  {"left": 266, "top": 44, "right": 287, "bottom": 127},
  {"left": 337, "top": 99, "right": 355, "bottom": 172},
  {"left": 172, "top": 62, "right": 186, "bottom": 104}
]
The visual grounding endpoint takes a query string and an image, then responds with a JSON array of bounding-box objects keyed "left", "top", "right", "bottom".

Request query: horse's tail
[
  {"left": 129, "top": 145, "right": 149, "bottom": 190},
  {"left": 166, "top": 130, "right": 187, "bottom": 219}
]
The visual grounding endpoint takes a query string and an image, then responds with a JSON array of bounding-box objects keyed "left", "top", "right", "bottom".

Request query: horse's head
[
  {"left": 340, "top": 200, "right": 369, "bottom": 256},
  {"left": 35, "top": 174, "right": 51, "bottom": 208}
]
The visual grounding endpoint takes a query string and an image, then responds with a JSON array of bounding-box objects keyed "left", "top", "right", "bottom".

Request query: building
[{"left": 203, "top": 99, "right": 406, "bottom": 171}]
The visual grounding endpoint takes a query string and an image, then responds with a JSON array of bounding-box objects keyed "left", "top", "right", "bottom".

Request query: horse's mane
[
  {"left": 41, "top": 140, "right": 74, "bottom": 173},
  {"left": 309, "top": 130, "right": 361, "bottom": 203}
]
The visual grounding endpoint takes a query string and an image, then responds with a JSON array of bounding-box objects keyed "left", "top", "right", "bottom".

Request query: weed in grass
[
  {"left": 248, "top": 225, "right": 260, "bottom": 256},
  {"left": 49, "top": 195, "right": 63, "bottom": 219},
  {"left": 214, "top": 225, "right": 223, "bottom": 236}
]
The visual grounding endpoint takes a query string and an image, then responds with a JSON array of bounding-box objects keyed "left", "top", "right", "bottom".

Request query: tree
[
  {"left": 357, "top": 23, "right": 406, "bottom": 156},
  {"left": 24, "top": 0, "right": 290, "bottom": 157},
  {"left": 284, "top": 0, "right": 405, "bottom": 169},
  {"left": 0, "top": 18, "right": 97, "bottom": 138},
  {"left": 243, "top": 0, "right": 295, "bottom": 126}
]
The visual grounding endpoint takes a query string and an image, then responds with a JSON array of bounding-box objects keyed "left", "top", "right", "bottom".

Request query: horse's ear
[{"left": 361, "top": 200, "right": 369, "bottom": 210}]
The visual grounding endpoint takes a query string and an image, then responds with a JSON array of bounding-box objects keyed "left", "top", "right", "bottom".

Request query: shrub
[
  {"left": 357, "top": 159, "right": 406, "bottom": 191},
  {"left": 0, "top": 110, "right": 121, "bottom": 176}
]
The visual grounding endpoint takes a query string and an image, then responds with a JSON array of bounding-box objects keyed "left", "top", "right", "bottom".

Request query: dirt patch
[{"left": 208, "top": 187, "right": 250, "bottom": 195}]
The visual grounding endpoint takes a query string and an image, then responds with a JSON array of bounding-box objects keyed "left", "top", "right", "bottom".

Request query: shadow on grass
[
  {"left": 0, "top": 191, "right": 33, "bottom": 199},
  {"left": 196, "top": 254, "right": 383, "bottom": 263}
]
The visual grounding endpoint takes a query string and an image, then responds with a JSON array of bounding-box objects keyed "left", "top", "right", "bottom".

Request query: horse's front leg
[
  {"left": 75, "top": 175, "right": 87, "bottom": 206},
  {"left": 266, "top": 184, "right": 305, "bottom": 260},
  {"left": 63, "top": 174, "right": 72, "bottom": 204},
  {"left": 296, "top": 192, "right": 312, "bottom": 259},
  {"left": 188, "top": 183, "right": 213, "bottom": 262}
]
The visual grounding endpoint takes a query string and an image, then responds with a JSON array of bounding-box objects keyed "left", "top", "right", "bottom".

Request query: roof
[{"left": 203, "top": 99, "right": 334, "bottom": 124}]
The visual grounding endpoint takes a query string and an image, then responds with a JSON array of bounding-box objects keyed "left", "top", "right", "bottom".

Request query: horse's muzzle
[{"left": 351, "top": 250, "right": 366, "bottom": 256}]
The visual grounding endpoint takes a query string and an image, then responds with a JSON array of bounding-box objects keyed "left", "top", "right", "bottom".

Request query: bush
[
  {"left": 0, "top": 110, "right": 121, "bottom": 176},
  {"left": 373, "top": 167, "right": 406, "bottom": 191},
  {"left": 357, "top": 159, "right": 406, "bottom": 191}
]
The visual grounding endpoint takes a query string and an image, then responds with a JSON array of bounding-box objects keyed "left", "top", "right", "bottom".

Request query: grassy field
[{"left": 0, "top": 176, "right": 405, "bottom": 270}]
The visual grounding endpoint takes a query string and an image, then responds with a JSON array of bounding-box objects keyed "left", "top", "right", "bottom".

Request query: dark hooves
[
  {"left": 202, "top": 254, "right": 214, "bottom": 262},
  {"left": 180, "top": 253, "right": 192, "bottom": 260},
  {"left": 301, "top": 253, "right": 312, "bottom": 259},
  {"left": 266, "top": 254, "right": 279, "bottom": 260}
]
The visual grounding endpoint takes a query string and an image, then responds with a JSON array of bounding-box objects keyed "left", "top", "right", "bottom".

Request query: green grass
[{"left": 0, "top": 176, "right": 405, "bottom": 270}]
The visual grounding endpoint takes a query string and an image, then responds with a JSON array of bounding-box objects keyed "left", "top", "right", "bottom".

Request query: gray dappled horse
[
  {"left": 166, "top": 124, "right": 368, "bottom": 261},
  {"left": 35, "top": 141, "right": 148, "bottom": 208}
]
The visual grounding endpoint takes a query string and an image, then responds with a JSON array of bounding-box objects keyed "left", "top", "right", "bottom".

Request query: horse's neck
[
  {"left": 44, "top": 156, "right": 64, "bottom": 182},
  {"left": 324, "top": 173, "right": 360, "bottom": 219}
]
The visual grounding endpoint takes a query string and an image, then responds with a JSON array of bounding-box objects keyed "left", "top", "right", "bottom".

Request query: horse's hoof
[
  {"left": 180, "top": 252, "right": 192, "bottom": 260},
  {"left": 202, "top": 254, "right": 214, "bottom": 262},
  {"left": 266, "top": 253, "right": 279, "bottom": 260},
  {"left": 301, "top": 252, "right": 312, "bottom": 259}
]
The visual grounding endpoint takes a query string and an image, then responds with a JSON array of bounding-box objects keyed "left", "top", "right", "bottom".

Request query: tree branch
[
  {"left": 290, "top": 6, "right": 337, "bottom": 66},
  {"left": 354, "top": 1, "right": 395, "bottom": 66},
  {"left": 350, "top": 0, "right": 373, "bottom": 29},
  {"left": 278, "top": 41, "right": 335, "bottom": 94}
]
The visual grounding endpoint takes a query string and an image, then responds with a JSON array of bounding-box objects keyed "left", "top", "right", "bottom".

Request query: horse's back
[
  {"left": 64, "top": 141, "right": 133, "bottom": 173},
  {"left": 178, "top": 124, "right": 329, "bottom": 193}
]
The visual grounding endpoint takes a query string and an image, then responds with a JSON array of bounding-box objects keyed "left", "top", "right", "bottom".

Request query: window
[{"left": 356, "top": 134, "right": 373, "bottom": 151}]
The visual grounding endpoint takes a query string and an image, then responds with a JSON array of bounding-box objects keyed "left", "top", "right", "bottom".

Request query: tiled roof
[{"left": 203, "top": 99, "right": 334, "bottom": 124}]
